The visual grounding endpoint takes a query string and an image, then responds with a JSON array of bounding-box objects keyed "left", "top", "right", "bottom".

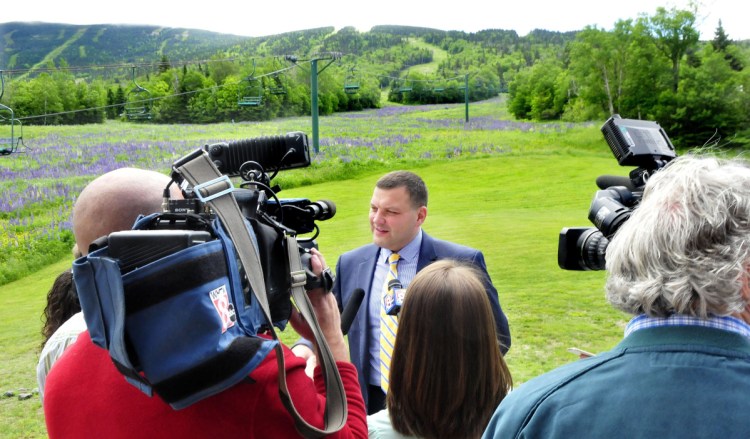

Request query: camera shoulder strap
[{"left": 174, "top": 150, "right": 347, "bottom": 438}]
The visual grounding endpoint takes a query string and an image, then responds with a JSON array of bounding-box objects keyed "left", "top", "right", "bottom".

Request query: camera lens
[{"left": 577, "top": 229, "right": 609, "bottom": 271}]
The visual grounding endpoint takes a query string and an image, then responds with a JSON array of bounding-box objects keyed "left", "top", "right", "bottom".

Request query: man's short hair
[{"left": 376, "top": 170, "right": 428, "bottom": 209}]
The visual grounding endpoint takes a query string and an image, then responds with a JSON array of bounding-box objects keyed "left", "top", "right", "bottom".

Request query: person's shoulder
[
  {"left": 367, "top": 409, "right": 414, "bottom": 439},
  {"left": 486, "top": 352, "right": 622, "bottom": 431},
  {"left": 425, "top": 233, "right": 480, "bottom": 257},
  {"left": 338, "top": 242, "right": 379, "bottom": 261}
]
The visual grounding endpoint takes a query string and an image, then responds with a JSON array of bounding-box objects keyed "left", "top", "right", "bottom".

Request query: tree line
[
  {"left": 2, "top": 6, "right": 749, "bottom": 147},
  {"left": 507, "top": 7, "right": 750, "bottom": 148}
]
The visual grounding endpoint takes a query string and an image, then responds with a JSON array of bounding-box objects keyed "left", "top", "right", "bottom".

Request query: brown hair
[
  {"left": 386, "top": 259, "right": 512, "bottom": 439},
  {"left": 376, "top": 170, "right": 428, "bottom": 209},
  {"left": 40, "top": 269, "right": 79, "bottom": 347}
]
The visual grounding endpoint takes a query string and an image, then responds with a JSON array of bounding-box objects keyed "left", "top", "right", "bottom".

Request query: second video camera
[{"left": 558, "top": 115, "right": 677, "bottom": 271}]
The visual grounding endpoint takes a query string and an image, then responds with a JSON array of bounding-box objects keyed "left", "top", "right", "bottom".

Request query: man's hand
[{"left": 289, "top": 248, "right": 348, "bottom": 363}]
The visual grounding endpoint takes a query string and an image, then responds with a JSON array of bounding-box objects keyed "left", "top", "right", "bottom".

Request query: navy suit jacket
[{"left": 333, "top": 231, "right": 511, "bottom": 407}]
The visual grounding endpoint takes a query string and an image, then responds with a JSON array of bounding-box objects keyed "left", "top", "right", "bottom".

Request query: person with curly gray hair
[{"left": 483, "top": 154, "right": 750, "bottom": 439}]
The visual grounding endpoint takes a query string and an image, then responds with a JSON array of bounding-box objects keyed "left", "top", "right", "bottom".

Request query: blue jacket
[
  {"left": 483, "top": 325, "right": 750, "bottom": 439},
  {"left": 333, "top": 231, "right": 511, "bottom": 407}
]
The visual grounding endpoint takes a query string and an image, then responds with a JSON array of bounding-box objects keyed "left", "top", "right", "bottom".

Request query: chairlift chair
[
  {"left": 269, "top": 73, "right": 286, "bottom": 95},
  {"left": 0, "top": 103, "right": 23, "bottom": 155},
  {"left": 268, "top": 57, "right": 288, "bottom": 95},
  {"left": 124, "top": 67, "right": 153, "bottom": 121},
  {"left": 344, "top": 66, "right": 360, "bottom": 94},
  {"left": 398, "top": 78, "right": 413, "bottom": 93},
  {"left": 238, "top": 60, "right": 263, "bottom": 107},
  {"left": 238, "top": 77, "right": 263, "bottom": 106},
  {"left": 0, "top": 71, "right": 24, "bottom": 155}
]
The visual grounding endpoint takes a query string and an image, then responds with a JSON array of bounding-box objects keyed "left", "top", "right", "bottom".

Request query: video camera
[
  {"left": 75, "top": 131, "right": 354, "bottom": 426},
  {"left": 558, "top": 115, "right": 676, "bottom": 271},
  {"left": 107, "top": 131, "right": 336, "bottom": 326}
]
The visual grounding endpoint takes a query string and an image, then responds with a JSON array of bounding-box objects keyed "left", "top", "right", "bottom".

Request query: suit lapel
[
  {"left": 417, "top": 231, "right": 437, "bottom": 271},
  {"left": 350, "top": 244, "right": 379, "bottom": 335}
]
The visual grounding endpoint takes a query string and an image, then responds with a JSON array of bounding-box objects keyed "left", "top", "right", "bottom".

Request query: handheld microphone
[
  {"left": 595, "top": 175, "right": 637, "bottom": 191},
  {"left": 384, "top": 278, "right": 406, "bottom": 316},
  {"left": 340, "top": 288, "right": 365, "bottom": 335}
]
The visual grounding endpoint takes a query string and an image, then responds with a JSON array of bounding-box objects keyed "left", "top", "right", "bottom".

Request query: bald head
[{"left": 73, "top": 167, "right": 180, "bottom": 255}]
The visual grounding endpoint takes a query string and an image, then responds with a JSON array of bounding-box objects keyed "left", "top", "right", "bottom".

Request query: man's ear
[{"left": 416, "top": 206, "right": 427, "bottom": 226}]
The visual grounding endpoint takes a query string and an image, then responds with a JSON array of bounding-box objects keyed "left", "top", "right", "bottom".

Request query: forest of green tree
[{"left": 1, "top": 5, "right": 749, "bottom": 148}]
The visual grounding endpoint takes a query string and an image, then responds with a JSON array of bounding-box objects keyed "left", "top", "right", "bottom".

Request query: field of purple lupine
[{"left": 0, "top": 98, "right": 595, "bottom": 285}]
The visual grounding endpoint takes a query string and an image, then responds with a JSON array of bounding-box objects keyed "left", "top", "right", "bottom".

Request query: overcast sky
[{"left": 4, "top": 0, "right": 748, "bottom": 40}]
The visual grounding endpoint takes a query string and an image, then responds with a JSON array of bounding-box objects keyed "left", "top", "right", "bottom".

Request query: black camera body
[
  {"left": 558, "top": 115, "right": 676, "bottom": 271},
  {"left": 107, "top": 131, "right": 335, "bottom": 325}
]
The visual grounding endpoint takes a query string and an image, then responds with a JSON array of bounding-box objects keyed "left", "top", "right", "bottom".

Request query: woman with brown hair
[{"left": 368, "top": 259, "right": 512, "bottom": 439}]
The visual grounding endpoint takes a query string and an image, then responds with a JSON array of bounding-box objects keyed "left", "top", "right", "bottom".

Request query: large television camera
[
  {"left": 75, "top": 131, "right": 352, "bottom": 425},
  {"left": 106, "top": 131, "right": 336, "bottom": 325},
  {"left": 558, "top": 115, "right": 676, "bottom": 271}
]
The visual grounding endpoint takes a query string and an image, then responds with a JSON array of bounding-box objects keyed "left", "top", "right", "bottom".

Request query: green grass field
[{"left": 1, "top": 98, "right": 635, "bottom": 437}]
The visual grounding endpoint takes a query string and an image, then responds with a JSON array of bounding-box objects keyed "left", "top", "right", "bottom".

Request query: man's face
[{"left": 369, "top": 186, "right": 427, "bottom": 252}]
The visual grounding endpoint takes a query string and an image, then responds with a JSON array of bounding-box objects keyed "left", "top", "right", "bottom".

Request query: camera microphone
[
  {"left": 384, "top": 278, "right": 405, "bottom": 316},
  {"left": 595, "top": 175, "right": 637, "bottom": 191},
  {"left": 341, "top": 288, "right": 365, "bottom": 335},
  {"left": 204, "top": 131, "right": 311, "bottom": 177},
  {"left": 305, "top": 199, "right": 336, "bottom": 221}
]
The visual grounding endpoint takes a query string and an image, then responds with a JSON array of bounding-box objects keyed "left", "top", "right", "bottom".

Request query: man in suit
[
  {"left": 483, "top": 155, "right": 750, "bottom": 438},
  {"left": 295, "top": 170, "right": 511, "bottom": 414}
]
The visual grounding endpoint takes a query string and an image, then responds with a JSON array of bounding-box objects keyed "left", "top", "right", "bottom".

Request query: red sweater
[{"left": 44, "top": 331, "right": 367, "bottom": 438}]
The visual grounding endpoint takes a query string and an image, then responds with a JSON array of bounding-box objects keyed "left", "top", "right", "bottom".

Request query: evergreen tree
[
  {"left": 106, "top": 88, "right": 116, "bottom": 119},
  {"left": 711, "top": 20, "right": 743, "bottom": 71},
  {"left": 159, "top": 55, "right": 171, "bottom": 73},
  {"left": 115, "top": 85, "right": 126, "bottom": 118}
]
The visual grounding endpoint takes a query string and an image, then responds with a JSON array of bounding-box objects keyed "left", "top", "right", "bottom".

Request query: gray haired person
[{"left": 484, "top": 154, "right": 750, "bottom": 438}]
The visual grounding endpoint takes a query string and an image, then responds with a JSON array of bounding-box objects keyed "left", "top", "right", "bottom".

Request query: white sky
[{"left": 4, "top": 0, "right": 749, "bottom": 40}]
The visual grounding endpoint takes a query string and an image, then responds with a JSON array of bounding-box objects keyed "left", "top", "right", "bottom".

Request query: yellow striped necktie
[{"left": 379, "top": 252, "right": 400, "bottom": 392}]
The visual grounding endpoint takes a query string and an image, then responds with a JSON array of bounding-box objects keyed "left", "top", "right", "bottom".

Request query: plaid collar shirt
[{"left": 625, "top": 313, "right": 750, "bottom": 339}]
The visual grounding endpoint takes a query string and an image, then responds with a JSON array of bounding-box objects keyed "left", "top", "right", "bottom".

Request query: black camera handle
[{"left": 174, "top": 150, "right": 347, "bottom": 438}]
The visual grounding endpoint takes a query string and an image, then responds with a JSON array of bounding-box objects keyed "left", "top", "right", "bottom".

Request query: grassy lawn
[
  {"left": 405, "top": 38, "right": 448, "bottom": 75},
  {"left": 1, "top": 98, "right": 636, "bottom": 436}
]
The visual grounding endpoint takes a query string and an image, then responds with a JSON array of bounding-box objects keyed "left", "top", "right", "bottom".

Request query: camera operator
[
  {"left": 44, "top": 245, "right": 367, "bottom": 438},
  {"left": 37, "top": 167, "right": 183, "bottom": 399},
  {"left": 483, "top": 154, "right": 750, "bottom": 438}
]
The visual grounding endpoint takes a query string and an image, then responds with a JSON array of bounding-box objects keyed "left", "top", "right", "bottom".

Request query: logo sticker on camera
[{"left": 209, "top": 284, "right": 236, "bottom": 333}]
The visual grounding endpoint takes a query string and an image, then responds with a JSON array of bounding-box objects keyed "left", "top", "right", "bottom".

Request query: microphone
[
  {"left": 595, "top": 175, "right": 637, "bottom": 191},
  {"left": 384, "top": 278, "right": 406, "bottom": 316},
  {"left": 341, "top": 288, "right": 365, "bottom": 335}
]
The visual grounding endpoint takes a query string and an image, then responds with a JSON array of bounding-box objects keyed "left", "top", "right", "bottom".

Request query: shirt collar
[
  {"left": 380, "top": 229, "right": 422, "bottom": 264},
  {"left": 625, "top": 313, "right": 750, "bottom": 340}
]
